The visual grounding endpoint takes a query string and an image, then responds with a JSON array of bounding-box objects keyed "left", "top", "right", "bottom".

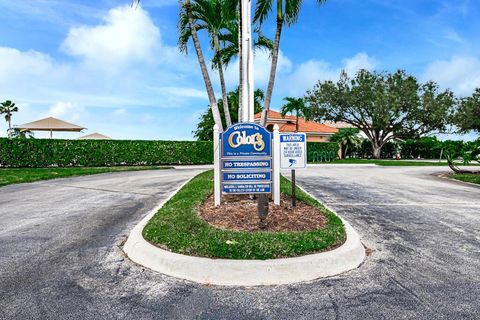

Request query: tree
[
  {"left": 447, "top": 88, "right": 480, "bottom": 174},
  {"left": 454, "top": 88, "right": 480, "bottom": 134},
  {"left": 216, "top": 20, "right": 273, "bottom": 122},
  {"left": 280, "top": 97, "right": 310, "bottom": 132},
  {"left": 134, "top": 0, "right": 223, "bottom": 130},
  {"left": 177, "top": 0, "right": 224, "bottom": 131},
  {"left": 329, "top": 128, "right": 362, "bottom": 159},
  {"left": 0, "top": 100, "right": 18, "bottom": 136},
  {"left": 179, "top": 0, "right": 236, "bottom": 127},
  {"left": 8, "top": 128, "right": 34, "bottom": 139},
  {"left": 254, "top": 0, "right": 327, "bottom": 126},
  {"left": 306, "top": 70, "right": 455, "bottom": 158},
  {"left": 194, "top": 88, "right": 264, "bottom": 140}
]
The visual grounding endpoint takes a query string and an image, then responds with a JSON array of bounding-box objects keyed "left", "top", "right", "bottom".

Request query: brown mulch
[{"left": 198, "top": 194, "right": 328, "bottom": 232}]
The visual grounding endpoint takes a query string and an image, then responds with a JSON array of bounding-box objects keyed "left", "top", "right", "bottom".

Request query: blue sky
[{"left": 0, "top": 0, "right": 479, "bottom": 140}]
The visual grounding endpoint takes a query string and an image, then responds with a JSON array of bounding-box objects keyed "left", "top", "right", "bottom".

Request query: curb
[
  {"left": 437, "top": 173, "right": 480, "bottom": 189},
  {"left": 123, "top": 177, "right": 365, "bottom": 286}
]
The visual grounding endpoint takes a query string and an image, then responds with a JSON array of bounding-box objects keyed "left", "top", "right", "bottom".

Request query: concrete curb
[
  {"left": 123, "top": 176, "right": 365, "bottom": 286},
  {"left": 437, "top": 173, "right": 480, "bottom": 189}
]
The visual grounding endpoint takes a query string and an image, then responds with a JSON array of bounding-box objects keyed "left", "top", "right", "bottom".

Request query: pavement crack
[{"left": 45, "top": 183, "right": 155, "bottom": 196}]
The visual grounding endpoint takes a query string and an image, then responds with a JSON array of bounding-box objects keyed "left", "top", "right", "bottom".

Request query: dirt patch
[{"left": 198, "top": 194, "right": 328, "bottom": 232}]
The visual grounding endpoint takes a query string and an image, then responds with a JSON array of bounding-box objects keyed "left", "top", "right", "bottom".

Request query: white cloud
[
  {"left": 43, "top": 101, "right": 86, "bottom": 123},
  {"left": 342, "top": 53, "right": 378, "bottom": 76},
  {"left": 223, "top": 50, "right": 292, "bottom": 90},
  {"left": 281, "top": 52, "right": 377, "bottom": 96},
  {"left": 423, "top": 56, "right": 480, "bottom": 96},
  {"left": 61, "top": 5, "right": 161, "bottom": 69},
  {"left": 443, "top": 30, "right": 465, "bottom": 44}
]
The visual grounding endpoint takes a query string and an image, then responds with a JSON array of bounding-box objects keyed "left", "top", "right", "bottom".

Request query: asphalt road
[{"left": 1, "top": 165, "right": 479, "bottom": 319}]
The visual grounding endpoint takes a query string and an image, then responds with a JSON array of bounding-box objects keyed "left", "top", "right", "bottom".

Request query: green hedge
[
  {"left": 0, "top": 138, "right": 338, "bottom": 167},
  {"left": 307, "top": 142, "right": 339, "bottom": 162},
  {"left": 0, "top": 138, "right": 213, "bottom": 167}
]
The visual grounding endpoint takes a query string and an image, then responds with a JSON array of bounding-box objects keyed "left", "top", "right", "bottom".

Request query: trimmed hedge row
[
  {"left": 0, "top": 138, "right": 339, "bottom": 168},
  {"left": 307, "top": 142, "right": 339, "bottom": 162},
  {"left": 0, "top": 138, "right": 213, "bottom": 167}
]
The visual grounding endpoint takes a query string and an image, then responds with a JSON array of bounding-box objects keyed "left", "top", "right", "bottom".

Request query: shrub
[
  {"left": 0, "top": 138, "right": 340, "bottom": 168},
  {"left": 0, "top": 138, "right": 213, "bottom": 167},
  {"left": 307, "top": 142, "right": 339, "bottom": 162}
]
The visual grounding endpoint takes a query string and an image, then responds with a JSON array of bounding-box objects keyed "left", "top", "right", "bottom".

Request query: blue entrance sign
[
  {"left": 222, "top": 159, "right": 271, "bottom": 170},
  {"left": 221, "top": 123, "right": 272, "bottom": 194},
  {"left": 223, "top": 183, "right": 271, "bottom": 194},
  {"left": 222, "top": 123, "right": 271, "bottom": 158},
  {"left": 223, "top": 171, "right": 271, "bottom": 182}
]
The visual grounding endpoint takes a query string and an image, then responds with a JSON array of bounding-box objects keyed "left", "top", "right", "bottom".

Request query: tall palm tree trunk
[
  {"left": 295, "top": 113, "right": 299, "bottom": 132},
  {"left": 260, "top": 15, "right": 283, "bottom": 126},
  {"left": 214, "top": 35, "right": 232, "bottom": 127},
  {"left": 185, "top": 0, "right": 224, "bottom": 131}
]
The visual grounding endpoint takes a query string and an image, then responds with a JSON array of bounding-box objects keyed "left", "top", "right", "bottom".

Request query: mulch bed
[{"left": 198, "top": 194, "right": 327, "bottom": 232}]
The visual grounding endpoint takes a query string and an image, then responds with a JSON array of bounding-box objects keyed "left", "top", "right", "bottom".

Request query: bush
[
  {"left": 0, "top": 138, "right": 341, "bottom": 168},
  {"left": 0, "top": 138, "right": 213, "bottom": 168},
  {"left": 307, "top": 142, "right": 339, "bottom": 162}
]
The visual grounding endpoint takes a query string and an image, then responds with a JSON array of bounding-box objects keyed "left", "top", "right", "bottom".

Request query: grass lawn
[
  {"left": 0, "top": 166, "right": 172, "bottom": 187},
  {"left": 450, "top": 174, "right": 480, "bottom": 185},
  {"left": 142, "top": 170, "right": 346, "bottom": 260},
  {"left": 311, "top": 159, "right": 480, "bottom": 166}
]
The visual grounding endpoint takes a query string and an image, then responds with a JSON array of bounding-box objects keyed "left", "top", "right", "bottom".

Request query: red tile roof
[{"left": 254, "top": 110, "right": 338, "bottom": 134}]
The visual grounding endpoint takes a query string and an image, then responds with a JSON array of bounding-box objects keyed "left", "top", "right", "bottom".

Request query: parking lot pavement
[{"left": 1, "top": 166, "right": 479, "bottom": 319}]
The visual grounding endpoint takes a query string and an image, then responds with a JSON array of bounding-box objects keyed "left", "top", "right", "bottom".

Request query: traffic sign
[{"left": 280, "top": 133, "right": 307, "bottom": 169}]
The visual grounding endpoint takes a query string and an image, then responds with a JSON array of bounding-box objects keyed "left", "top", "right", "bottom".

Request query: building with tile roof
[{"left": 254, "top": 110, "right": 338, "bottom": 142}]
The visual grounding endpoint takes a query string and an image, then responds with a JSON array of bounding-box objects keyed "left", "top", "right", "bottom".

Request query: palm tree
[
  {"left": 8, "top": 128, "right": 34, "bottom": 139},
  {"left": 0, "top": 100, "right": 18, "bottom": 135},
  {"left": 133, "top": 0, "right": 224, "bottom": 131},
  {"left": 255, "top": 0, "right": 327, "bottom": 126},
  {"left": 179, "top": 0, "right": 236, "bottom": 127},
  {"left": 216, "top": 21, "right": 272, "bottom": 122},
  {"left": 281, "top": 97, "right": 310, "bottom": 132},
  {"left": 330, "top": 128, "right": 362, "bottom": 159}
]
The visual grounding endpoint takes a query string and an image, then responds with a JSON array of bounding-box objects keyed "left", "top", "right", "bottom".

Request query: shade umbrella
[
  {"left": 15, "top": 117, "right": 86, "bottom": 138},
  {"left": 77, "top": 132, "right": 111, "bottom": 140}
]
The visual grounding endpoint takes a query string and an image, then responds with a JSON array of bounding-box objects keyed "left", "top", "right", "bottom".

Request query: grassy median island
[
  {"left": 0, "top": 166, "right": 172, "bottom": 187},
  {"left": 451, "top": 174, "right": 480, "bottom": 185},
  {"left": 142, "top": 170, "right": 346, "bottom": 260}
]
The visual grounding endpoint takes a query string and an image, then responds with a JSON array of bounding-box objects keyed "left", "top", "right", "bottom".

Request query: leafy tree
[
  {"left": 0, "top": 100, "right": 18, "bottom": 135},
  {"left": 194, "top": 88, "right": 264, "bottom": 140},
  {"left": 254, "top": 0, "right": 327, "bottom": 126},
  {"left": 280, "top": 97, "right": 310, "bottom": 132},
  {"left": 454, "top": 88, "right": 480, "bottom": 134},
  {"left": 306, "top": 70, "right": 455, "bottom": 158},
  {"left": 329, "top": 128, "right": 362, "bottom": 159}
]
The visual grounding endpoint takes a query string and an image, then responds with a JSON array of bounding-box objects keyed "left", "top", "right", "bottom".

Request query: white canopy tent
[{"left": 15, "top": 117, "right": 86, "bottom": 138}]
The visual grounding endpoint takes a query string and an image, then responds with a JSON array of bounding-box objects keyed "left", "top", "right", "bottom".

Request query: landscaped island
[{"left": 142, "top": 170, "right": 346, "bottom": 260}]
